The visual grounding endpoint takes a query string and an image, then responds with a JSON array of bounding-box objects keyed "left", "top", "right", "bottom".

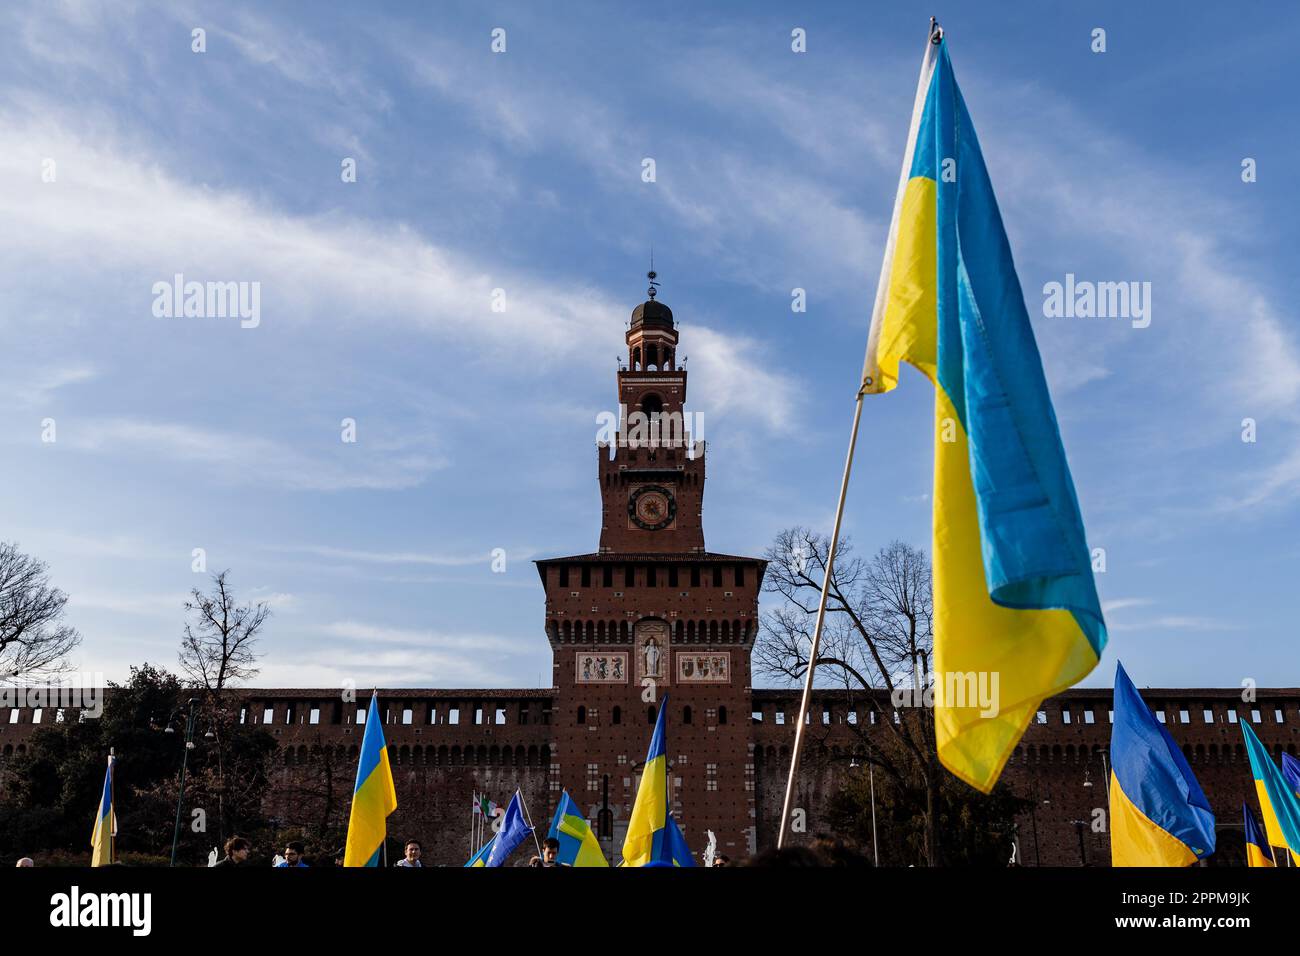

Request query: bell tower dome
[{"left": 596, "top": 272, "right": 705, "bottom": 554}]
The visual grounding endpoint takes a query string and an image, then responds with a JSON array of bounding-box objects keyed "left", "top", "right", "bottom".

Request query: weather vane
[{"left": 647, "top": 249, "right": 659, "bottom": 300}]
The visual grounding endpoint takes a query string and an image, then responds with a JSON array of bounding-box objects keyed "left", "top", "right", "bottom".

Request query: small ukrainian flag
[
  {"left": 622, "top": 697, "right": 671, "bottom": 866},
  {"left": 343, "top": 692, "right": 398, "bottom": 866},
  {"left": 548, "top": 790, "right": 609, "bottom": 867},
  {"left": 90, "top": 753, "right": 115, "bottom": 867},
  {"left": 1243, "top": 803, "right": 1275, "bottom": 868},
  {"left": 1109, "top": 663, "right": 1215, "bottom": 866}
]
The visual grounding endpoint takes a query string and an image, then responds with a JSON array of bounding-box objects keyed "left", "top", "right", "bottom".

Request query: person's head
[
  {"left": 542, "top": 837, "right": 560, "bottom": 863},
  {"left": 284, "top": 841, "right": 305, "bottom": 865},
  {"left": 712, "top": 853, "right": 730, "bottom": 867},
  {"left": 225, "top": 836, "right": 251, "bottom": 862},
  {"left": 404, "top": 840, "right": 421, "bottom": 863},
  {"left": 15, "top": 857, "right": 34, "bottom": 867}
]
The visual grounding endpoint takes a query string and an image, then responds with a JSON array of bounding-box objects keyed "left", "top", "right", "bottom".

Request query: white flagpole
[
  {"left": 516, "top": 787, "right": 545, "bottom": 859},
  {"left": 776, "top": 18, "right": 944, "bottom": 850}
]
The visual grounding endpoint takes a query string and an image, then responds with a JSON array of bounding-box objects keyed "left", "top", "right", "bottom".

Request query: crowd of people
[{"left": 11, "top": 832, "right": 866, "bottom": 867}]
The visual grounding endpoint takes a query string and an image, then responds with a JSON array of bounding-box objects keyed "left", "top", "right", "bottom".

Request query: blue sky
[{"left": 1, "top": 0, "right": 1296, "bottom": 690}]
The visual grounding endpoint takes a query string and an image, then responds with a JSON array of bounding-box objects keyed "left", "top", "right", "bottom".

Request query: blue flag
[
  {"left": 485, "top": 791, "right": 532, "bottom": 867},
  {"left": 665, "top": 814, "right": 696, "bottom": 867},
  {"left": 1282, "top": 752, "right": 1300, "bottom": 798}
]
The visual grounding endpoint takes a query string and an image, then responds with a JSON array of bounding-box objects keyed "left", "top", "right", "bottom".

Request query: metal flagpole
[
  {"left": 776, "top": 393, "right": 866, "bottom": 848},
  {"left": 471, "top": 790, "right": 477, "bottom": 857},
  {"left": 776, "top": 18, "right": 943, "bottom": 850},
  {"left": 517, "top": 787, "right": 545, "bottom": 859},
  {"left": 870, "top": 764, "right": 879, "bottom": 866}
]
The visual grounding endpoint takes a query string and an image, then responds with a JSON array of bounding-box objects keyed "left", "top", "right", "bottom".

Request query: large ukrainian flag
[
  {"left": 1109, "top": 662, "right": 1214, "bottom": 866},
  {"left": 862, "top": 32, "right": 1106, "bottom": 792},
  {"left": 344, "top": 692, "right": 398, "bottom": 866},
  {"left": 90, "top": 753, "right": 115, "bottom": 867},
  {"left": 622, "top": 697, "right": 670, "bottom": 866}
]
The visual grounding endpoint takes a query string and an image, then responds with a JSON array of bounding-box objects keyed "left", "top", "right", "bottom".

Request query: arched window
[
  {"left": 683, "top": 706, "right": 693, "bottom": 725},
  {"left": 577, "top": 705, "right": 587, "bottom": 725},
  {"left": 642, "top": 393, "right": 663, "bottom": 418},
  {"left": 648, "top": 705, "right": 657, "bottom": 725},
  {"left": 718, "top": 706, "right": 727, "bottom": 725},
  {"left": 612, "top": 706, "right": 622, "bottom": 725}
]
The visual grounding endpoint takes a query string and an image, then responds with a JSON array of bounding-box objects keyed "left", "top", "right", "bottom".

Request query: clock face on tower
[{"left": 628, "top": 484, "right": 676, "bottom": 531}]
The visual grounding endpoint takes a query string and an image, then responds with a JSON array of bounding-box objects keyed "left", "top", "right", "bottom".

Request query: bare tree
[
  {"left": 756, "top": 528, "right": 940, "bottom": 864},
  {"left": 179, "top": 570, "right": 268, "bottom": 698},
  {"left": 0, "top": 541, "right": 82, "bottom": 680},
  {"left": 178, "top": 570, "right": 271, "bottom": 843}
]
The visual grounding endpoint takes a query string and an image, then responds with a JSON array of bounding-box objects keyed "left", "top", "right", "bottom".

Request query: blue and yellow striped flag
[
  {"left": 1244, "top": 803, "right": 1275, "bottom": 868},
  {"left": 1109, "top": 662, "right": 1214, "bottom": 866},
  {"left": 861, "top": 32, "right": 1106, "bottom": 793},
  {"left": 1242, "top": 720, "right": 1300, "bottom": 861},
  {"left": 664, "top": 813, "right": 696, "bottom": 867},
  {"left": 623, "top": 696, "right": 670, "bottom": 866},
  {"left": 465, "top": 837, "right": 495, "bottom": 867},
  {"left": 90, "top": 753, "right": 115, "bottom": 867},
  {"left": 344, "top": 692, "right": 398, "bottom": 866},
  {"left": 548, "top": 790, "right": 609, "bottom": 867}
]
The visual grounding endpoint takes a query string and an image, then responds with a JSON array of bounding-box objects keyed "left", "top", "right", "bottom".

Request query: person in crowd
[
  {"left": 275, "top": 840, "right": 308, "bottom": 867},
  {"left": 529, "top": 837, "right": 568, "bottom": 867},
  {"left": 711, "top": 853, "right": 730, "bottom": 867},
  {"left": 395, "top": 840, "right": 423, "bottom": 867},
  {"left": 213, "top": 836, "right": 251, "bottom": 867},
  {"left": 15, "top": 857, "right": 34, "bottom": 867}
]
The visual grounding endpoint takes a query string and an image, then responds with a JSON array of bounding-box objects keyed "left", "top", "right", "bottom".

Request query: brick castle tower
[{"left": 536, "top": 273, "right": 767, "bottom": 860}]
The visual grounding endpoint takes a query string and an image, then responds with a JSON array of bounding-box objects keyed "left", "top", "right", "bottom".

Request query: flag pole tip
[{"left": 929, "top": 17, "right": 943, "bottom": 43}]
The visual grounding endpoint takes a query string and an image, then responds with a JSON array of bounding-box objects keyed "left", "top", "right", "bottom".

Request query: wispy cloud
[
  {"left": 0, "top": 363, "right": 96, "bottom": 408},
  {"left": 266, "top": 545, "right": 512, "bottom": 567},
  {"left": 64, "top": 418, "right": 443, "bottom": 491}
]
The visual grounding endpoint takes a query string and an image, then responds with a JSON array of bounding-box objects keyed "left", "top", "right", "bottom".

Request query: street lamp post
[{"left": 169, "top": 698, "right": 199, "bottom": 867}]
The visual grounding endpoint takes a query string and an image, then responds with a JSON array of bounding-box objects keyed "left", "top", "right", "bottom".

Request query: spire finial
[{"left": 647, "top": 248, "right": 659, "bottom": 300}]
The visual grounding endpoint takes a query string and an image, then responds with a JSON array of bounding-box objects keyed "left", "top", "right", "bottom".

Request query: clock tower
[
  {"left": 597, "top": 270, "right": 705, "bottom": 554},
  {"left": 536, "top": 274, "right": 767, "bottom": 863}
]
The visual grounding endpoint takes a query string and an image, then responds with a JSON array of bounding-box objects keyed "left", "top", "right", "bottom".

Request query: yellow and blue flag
[
  {"left": 90, "top": 753, "right": 115, "bottom": 867},
  {"left": 485, "top": 790, "right": 533, "bottom": 867},
  {"left": 548, "top": 790, "right": 609, "bottom": 867},
  {"left": 344, "top": 692, "right": 398, "bottom": 866},
  {"left": 664, "top": 813, "right": 696, "bottom": 867},
  {"left": 465, "top": 837, "right": 495, "bottom": 867},
  {"left": 1242, "top": 720, "right": 1300, "bottom": 859},
  {"left": 861, "top": 32, "right": 1107, "bottom": 793},
  {"left": 1109, "top": 662, "right": 1214, "bottom": 866},
  {"left": 1243, "top": 803, "right": 1275, "bottom": 868},
  {"left": 623, "top": 696, "right": 671, "bottom": 866}
]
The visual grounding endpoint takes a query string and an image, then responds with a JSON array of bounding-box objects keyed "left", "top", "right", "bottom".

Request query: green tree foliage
[{"left": 0, "top": 664, "right": 276, "bottom": 864}]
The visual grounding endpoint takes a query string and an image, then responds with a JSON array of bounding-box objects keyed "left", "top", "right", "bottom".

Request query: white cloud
[
  {"left": 64, "top": 418, "right": 443, "bottom": 491},
  {"left": 1100, "top": 597, "right": 1154, "bottom": 615},
  {"left": 0, "top": 363, "right": 96, "bottom": 408},
  {"left": 266, "top": 545, "right": 508, "bottom": 567}
]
